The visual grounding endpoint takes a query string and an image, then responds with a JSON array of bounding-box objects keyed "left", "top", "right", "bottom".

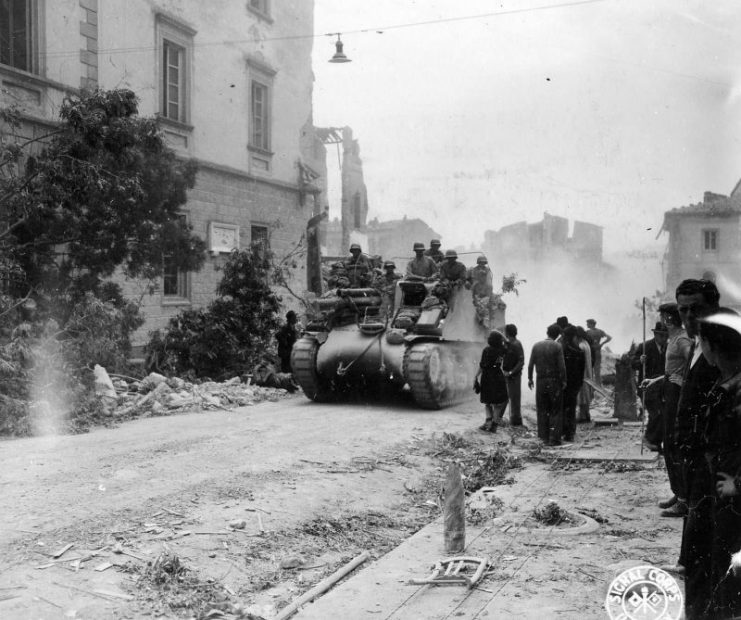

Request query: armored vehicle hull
[{"left": 291, "top": 281, "right": 504, "bottom": 409}]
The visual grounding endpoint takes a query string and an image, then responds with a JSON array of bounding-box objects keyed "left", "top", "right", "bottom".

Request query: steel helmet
[
  {"left": 413, "top": 242, "right": 425, "bottom": 251},
  {"left": 444, "top": 249, "right": 458, "bottom": 259}
]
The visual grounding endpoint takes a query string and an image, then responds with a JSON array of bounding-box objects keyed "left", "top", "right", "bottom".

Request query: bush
[
  {"left": 145, "top": 247, "right": 282, "bottom": 380},
  {"left": 0, "top": 291, "right": 143, "bottom": 436}
]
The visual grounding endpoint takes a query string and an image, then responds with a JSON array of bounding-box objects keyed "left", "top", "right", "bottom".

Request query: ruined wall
[
  {"left": 483, "top": 214, "right": 602, "bottom": 269},
  {"left": 340, "top": 127, "right": 369, "bottom": 250},
  {"left": 571, "top": 221, "right": 603, "bottom": 261}
]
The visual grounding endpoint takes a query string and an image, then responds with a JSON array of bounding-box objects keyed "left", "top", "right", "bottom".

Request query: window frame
[
  {"left": 250, "top": 224, "right": 270, "bottom": 257},
  {"left": 162, "top": 214, "right": 191, "bottom": 302},
  {"left": 702, "top": 228, "right": 718, "bottom": 253},
  {"left": 0, "top": 0, "right": 40, "bottom": 75},
  {"left": 156, "top": 13, "right": 195, "bottom": 127},
  {"left": 247, "top": 0, "right": 272, "bottom": 22},
  {"left": 250, "top": 79, "right": 270, "bottom": 152},
  {"left": 246, "top": 55, "right": 276, "bottom": 172}
]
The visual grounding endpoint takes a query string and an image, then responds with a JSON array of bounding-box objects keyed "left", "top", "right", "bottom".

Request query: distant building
[
  {"left": 314, "top": 126, "right": 369, "bottom": 256},
  {"left": 366, "top": 217, "right": 442, "bottom": 264},
  {"left": 660, "top": 187, "right": 741, "bottom": 302},
  {"left": 483, "top": 213, "right": 603, "bottom": 271},
  {"left": 324, "top": 216, "right": 442, "bottom": 264}
]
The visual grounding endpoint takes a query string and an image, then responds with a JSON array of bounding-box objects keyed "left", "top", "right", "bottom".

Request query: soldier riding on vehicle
[{"left": 406, "top": 242, "right": 439, "bottom": 281}]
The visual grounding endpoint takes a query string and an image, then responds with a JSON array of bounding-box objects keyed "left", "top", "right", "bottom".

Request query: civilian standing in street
[
  {"left": 275, "top": 311, "right": 299, "bottom": 373},
  {"left": 652, "top": 302, "right": 693, "bottom": 518},
  {"left": 502, "top": 323, "right": 524, "bottom": 426},
  {"left": 632, "top": 321, "right": 669, "bottom": 451},
  {"left": 528, "top": 324, "right": 567, "bottom": 446},
  {"left": 586, "top": 318, "right": 612, "bottom": 386},
  {"left": 698, "top": 310, "right": 741, "bottom": 619},
  {"left": 672, "top": 279, "right": 721, "bottom": 620},
  {"left": 575, "top": 326, "right": 594, "bottom": 423},
  {"left": 561, "top": 325, "right": 586, "bottom": 443},
  {"left": 474, "top": 331, "right": 509, "bottom": 433}
]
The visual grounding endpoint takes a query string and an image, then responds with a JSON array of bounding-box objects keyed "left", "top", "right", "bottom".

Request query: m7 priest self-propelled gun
[{"left": 291, "top": 280, "right": 504, "bottom": 409}]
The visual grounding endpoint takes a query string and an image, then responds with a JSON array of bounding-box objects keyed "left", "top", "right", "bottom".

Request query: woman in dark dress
[{"left": 474, "top": 330, "right": 509, "bottom": 433}]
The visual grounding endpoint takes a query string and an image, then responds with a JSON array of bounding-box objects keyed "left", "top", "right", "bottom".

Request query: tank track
[
  {"left": 404, "top": 341, "right": 480, "bottom": 409},
  {"left": 291, "top": 336, "right": 331, "bottom": 402}
]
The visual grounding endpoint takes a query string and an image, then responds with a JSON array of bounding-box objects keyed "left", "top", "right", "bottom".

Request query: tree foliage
[
  {"left": 0, "top": 88, "right": 208, "bottom": 435},
  {"left": 0, "top": 88, "right": 206, "bottom": 309},
  {"left": 145, "top": 246, "right": 282, "bottom": 380}
]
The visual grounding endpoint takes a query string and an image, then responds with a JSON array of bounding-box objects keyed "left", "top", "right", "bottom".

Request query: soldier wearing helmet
[
  {"left": 468, "top": 255, "right": 495, "bottom": 328},
  {"left": 406, "top": 241, "right": 439, "bottom": 280},
  {"left": 378, "top": 260, "right": 401, "bottom": 314},
  {"left": 424, "top": 239, "right": 444, "bottom": 264},
  {"left": 438, "top": 249, "right": 467, "bottom": 283},
  {"left": 468, "top": 255, "right": 494, "bottom": 298},
  {"left": 343, "top": 243, "right": 372, "bottom": 287}
]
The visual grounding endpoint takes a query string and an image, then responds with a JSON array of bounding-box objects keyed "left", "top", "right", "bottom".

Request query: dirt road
[
  {"left": 0, "top": 392, "right": 684, "bottom": 620},
  {"left": 0, "top": 393, "right": 488, "bottom": 619}
]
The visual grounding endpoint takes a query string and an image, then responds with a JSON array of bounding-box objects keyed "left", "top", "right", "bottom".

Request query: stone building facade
[
  {"left": 661, "top": 187, "right": 741, "bottom": 303},
  {"left": 0, "top": 0, "right": 317, "bottom": 344}
]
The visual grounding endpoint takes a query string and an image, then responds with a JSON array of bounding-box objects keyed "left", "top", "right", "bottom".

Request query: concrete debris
[
  {"left": 107, "top": 372, "right": 294, "bottom": 418},
  {"left": 93, "top": 365, "right": 117, "bottom": 412},
  {"left": 228, "top": 519, "right": 247, "bottom": 530}
]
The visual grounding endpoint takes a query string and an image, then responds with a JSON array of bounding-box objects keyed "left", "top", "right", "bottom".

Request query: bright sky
[{"left": 312, "top": 0, "right": 741, "bottom": 253}]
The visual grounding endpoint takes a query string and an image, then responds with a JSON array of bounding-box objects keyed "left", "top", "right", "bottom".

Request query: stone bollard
[{"left": 444, "top": 463, "right": 465, "bottom": 554}]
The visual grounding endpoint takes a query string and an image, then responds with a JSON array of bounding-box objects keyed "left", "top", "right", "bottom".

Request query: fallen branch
[
  {"left": 0, "top": 594, "right": 20, "bottom": 602},
  {"left": 51, "top": 581, "right": 118, "bottom": 601},
  {"left": 36, "top": 595, "right": 62, "bottom": 609},
  {"left": 274, "top": 551, "right": 370, "bottom": 620}
]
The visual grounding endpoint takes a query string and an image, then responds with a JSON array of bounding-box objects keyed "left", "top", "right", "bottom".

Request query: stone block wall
[{"left": 119, "top": 164, "right": 310, "bottom": 347}]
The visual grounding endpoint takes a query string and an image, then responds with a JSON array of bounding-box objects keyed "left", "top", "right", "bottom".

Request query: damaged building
[
  {"left": 1, "top": 0, "right": 319, "bottom": 346},
  {"left": 317, "top": 126, "right": 370, "bottom": 258},
  {"left": 660, "top": 185, "right": 741, "bottom": 305},
  {"left": 482, "top": 213, "right": 603, "bottom": 271},
  {"left": 319, "top": 127, "right": 440, "bottom": 266}
]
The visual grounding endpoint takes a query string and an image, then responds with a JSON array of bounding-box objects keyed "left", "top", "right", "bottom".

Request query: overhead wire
[{"left": 37, "top": 0, "right": 608, "bottom": 60}]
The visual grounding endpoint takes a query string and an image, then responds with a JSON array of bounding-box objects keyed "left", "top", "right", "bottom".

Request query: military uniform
[
  {"left": 424, "top": 239, "right": 444, "bottom": 264},
  {"left": 468, "top": 264, "right": 493, "bottom": 298},
  {"left": 424, "top": 248, "right": 444, "bottom": 264},
  {"left": 376, "top": 262, "right": 401, "bottom": 315},
  {"left": 327, "top": 261, "right": 350, "bottom": 289},
  {"left": 406, "top": 255, "right": 439, "bottom": 279},
  {"left": 439, "top": 260, "right": 467, "bottom": 282},
  {"left": 468, "top": 261, "right": 495, "bottom": 327},
  {"left": 344, "top": 246, "right": 372, "bottom": 287}
]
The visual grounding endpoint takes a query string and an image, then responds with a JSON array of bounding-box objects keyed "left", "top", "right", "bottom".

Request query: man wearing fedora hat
[{"left": 631, "top": 320, "right": 669, "bottom": 451}]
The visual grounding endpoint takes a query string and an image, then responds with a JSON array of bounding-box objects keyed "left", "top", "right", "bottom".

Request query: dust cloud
[
  {"left": 28, "top": 338, "right": 71, "bottom": 436},
  {"left": 490, "top": 249, "right": 664, "bottom": 373}
]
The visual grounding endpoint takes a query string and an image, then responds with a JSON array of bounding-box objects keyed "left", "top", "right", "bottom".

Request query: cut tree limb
[{"left": 274, "top": 551, "right": 370, "bottom": 620}]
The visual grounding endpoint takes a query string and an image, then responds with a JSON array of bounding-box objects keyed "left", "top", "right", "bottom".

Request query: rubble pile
[{"left": 106, "top": 371, "right": 294, "bottom": 419}]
